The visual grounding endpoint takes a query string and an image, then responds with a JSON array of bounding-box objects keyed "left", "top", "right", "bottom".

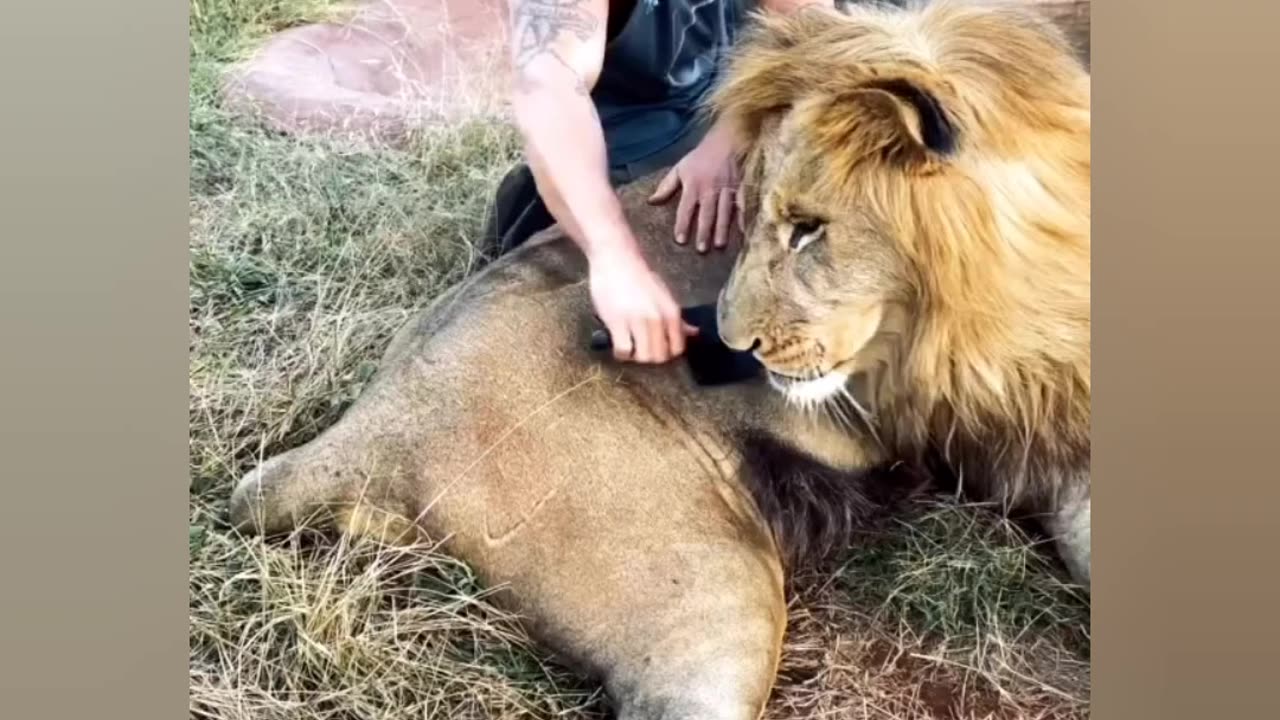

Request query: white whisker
[{"left": 838, "top": 383, "right": 884, "bottom": 449}]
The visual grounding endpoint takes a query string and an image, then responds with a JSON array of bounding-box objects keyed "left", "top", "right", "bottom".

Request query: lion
[
  {"left": 229, "top": 2, "right": 1090, "bottom": 718},
  {"left": 713, "top": 0, "right": 1091, "bottom": 586}
]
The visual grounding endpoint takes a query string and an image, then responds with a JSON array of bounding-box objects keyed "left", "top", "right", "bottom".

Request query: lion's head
[{"left": 713, "top": 1, "right": 1090, "bottom": 502}]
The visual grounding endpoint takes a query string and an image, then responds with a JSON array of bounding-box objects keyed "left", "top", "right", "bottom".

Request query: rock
[
  {"left": 219, "top": 0, "right": 1089, "bottom": 145},
  {"left": 220, "top": 0, "right": 511, "bottom": 144}
]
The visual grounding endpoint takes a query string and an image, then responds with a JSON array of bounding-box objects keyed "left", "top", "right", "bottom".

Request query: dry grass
[
  {"left": 770, "top": 503, "right": 1090, "bottom": 719},
  {"left": 189, "top": 1, "right": 1090, "bottom": 718}
]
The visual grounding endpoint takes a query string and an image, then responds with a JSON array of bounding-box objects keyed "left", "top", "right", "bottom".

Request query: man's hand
[
  {"left": 589, "top": 245, "right": 698, "bottom": 363},
  {"left": 648, "top": 121, "right": 742, "bottom": 253}
]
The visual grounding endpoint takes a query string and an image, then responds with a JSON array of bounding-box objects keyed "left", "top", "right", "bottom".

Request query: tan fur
[
  {"left": 714, "top": 1, "right": 1091, "bottom": 584},
  {"left": 229, "top": 166, "right": 899, "bottom": 719},
  {"left": 228, "top": 4, "right": 1089, "bottom": 717}
]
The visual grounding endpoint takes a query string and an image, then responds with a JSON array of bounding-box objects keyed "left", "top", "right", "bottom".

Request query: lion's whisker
[{"left": 837, "top": 383, "right": 885, "bottom": 450}]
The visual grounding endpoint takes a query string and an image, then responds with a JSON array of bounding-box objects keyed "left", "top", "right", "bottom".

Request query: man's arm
[
  {"left": 508, "top": 0, "right": 627, "bottom": 261},
  {"left": 507, "top": 0, "right": 691, "bottom": 364}
]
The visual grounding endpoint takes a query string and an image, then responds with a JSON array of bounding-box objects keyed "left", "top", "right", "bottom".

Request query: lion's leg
[
  {"left": 508, "top": 531, "right": 785, "bottom": 720},
  {"left": 419, "top": 385, "right": 788, "bottom": 720},
  {"left": 1045, "top": 480, "right": 1091, "bottom": 591},
  {"left": 229, "top": 427, "right": 419, "bottom": 545},
  {"left": 597, "top": 539, "right": 785, "bottom": 720},
  {"left": 433, "top": 473, "right": 787, "bottom": 720},
  {"left": 230, "top": 446, "right": 331, "bottom": 536},
  {"left": 437, "top": 460, "right": 787, "bottom": 720}
]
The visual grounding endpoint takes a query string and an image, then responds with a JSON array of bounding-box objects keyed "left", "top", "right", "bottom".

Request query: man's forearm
[
  {"left": 513, "top": 82, "right": 639, "bottom": 263},
  {"left": 505, "top": 0, "right": 638, "bottom": 263}
]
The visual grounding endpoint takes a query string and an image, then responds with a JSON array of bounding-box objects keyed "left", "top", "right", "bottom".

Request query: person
[{"left": 484, "top": 0, "right": 833, "bottom": 365}]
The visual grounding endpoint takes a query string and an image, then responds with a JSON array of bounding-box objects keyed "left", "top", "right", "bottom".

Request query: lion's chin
[{"left": 766, "top": 369, "right": 851, "bottom": 407}]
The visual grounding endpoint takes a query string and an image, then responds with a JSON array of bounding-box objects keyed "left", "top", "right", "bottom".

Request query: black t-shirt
[{"left": 592, "top": 0, "right": 755, "bottom": 175}]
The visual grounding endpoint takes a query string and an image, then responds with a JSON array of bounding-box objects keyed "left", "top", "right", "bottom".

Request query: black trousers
[
  {"left": 480, "top": 161, "right": 641, "bottom": 257},
  {"left": 481, "top": 126, "right": 704, "bottom": 257},
  {"left": 480, "top": 163, "right": 556, "bottom": 259}
]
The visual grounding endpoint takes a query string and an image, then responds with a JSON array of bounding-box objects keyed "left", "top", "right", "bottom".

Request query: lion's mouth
[{"left": 765, "top": 369, "right": 852, "bottom": 406}]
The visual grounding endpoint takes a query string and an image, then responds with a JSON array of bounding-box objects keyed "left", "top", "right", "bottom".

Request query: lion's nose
[
  {"left": 721, "top": 326, "right": 765, "bottom": 355},
  {"left": 716, "top": 284, "right": 766, "bottom": 353},
  {"left": 717, "top": 303, "right": 763, "bottom": 353}
]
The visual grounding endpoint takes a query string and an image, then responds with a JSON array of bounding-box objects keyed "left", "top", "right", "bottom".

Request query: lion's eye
[{"left": 788, "top": 219, "right": 825, "bottom": 251}]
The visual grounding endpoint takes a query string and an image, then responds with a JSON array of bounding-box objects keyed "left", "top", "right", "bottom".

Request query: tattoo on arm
[{"left": 510, "top": 0, "right": 601, "bottom": 95}]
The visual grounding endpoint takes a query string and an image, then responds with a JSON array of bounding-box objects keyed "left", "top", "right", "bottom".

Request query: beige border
[
  {"left": 0, "top": 0, "right": 190, "bottom": 717},
  {"left": 1, "top": 1, "right": 1279, "bottom": 718},
  {"left": 1092, "top": 2, "right": 1280, "bottom": 718}
]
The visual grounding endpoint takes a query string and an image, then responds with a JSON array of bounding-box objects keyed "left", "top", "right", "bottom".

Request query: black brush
[{"left": 588, "top": 303, "right": 764, "bottom": 387}]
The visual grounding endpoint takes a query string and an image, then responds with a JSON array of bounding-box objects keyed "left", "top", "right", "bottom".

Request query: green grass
[
  {"left": 845, "top": 501, "right": 1089, "bottom": 652},
  {"left": 188, "top": 2, "right": 1090, "bottom": 718}
]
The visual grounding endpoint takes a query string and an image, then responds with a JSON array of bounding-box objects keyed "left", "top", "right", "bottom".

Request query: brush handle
[{"left": 589, "top": 328, "right": 613, "bottom": 352}]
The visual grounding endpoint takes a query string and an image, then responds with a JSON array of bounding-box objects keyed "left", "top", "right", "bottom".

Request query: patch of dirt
[{"left": 767, "top": 566, "right": 1087, "bottom": 720}]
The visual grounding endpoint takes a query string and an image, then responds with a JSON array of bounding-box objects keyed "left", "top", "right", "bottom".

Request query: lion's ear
[
  {"left": 802, "top": 79, "right": 958, "bottom": 175},
  {"left": 865, "top": 79, "right": 957, "bottom": 156}
]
